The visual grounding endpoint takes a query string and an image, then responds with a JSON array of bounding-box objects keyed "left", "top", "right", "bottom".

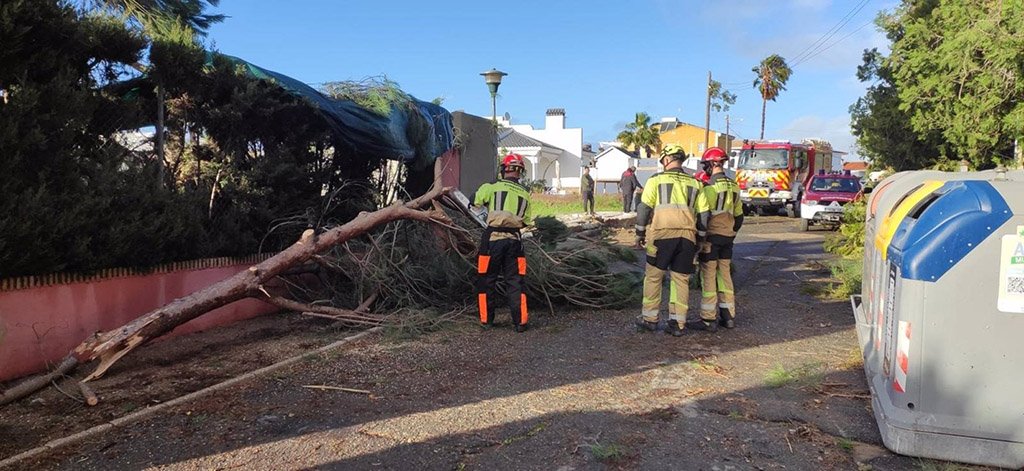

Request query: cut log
[
  {"left": 0, "top": 160, "right": 451, "bottom": 407},
  {"left": 78, "top": 382, "right": 98, "bottom": 406}
]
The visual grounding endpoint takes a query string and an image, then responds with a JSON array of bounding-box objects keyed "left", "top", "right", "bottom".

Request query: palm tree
[
  {"left": 752, "top": 54, "right": 792, "bottom": 139},
  {"left": 617, "top": 112, "right": 662, "bottom": 159},
  {"left": 83, "top": 1, "right": 224, "bottom": 37}
]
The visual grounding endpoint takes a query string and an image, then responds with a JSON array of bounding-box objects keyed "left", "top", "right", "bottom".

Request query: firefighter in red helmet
[
  {"left": 693, "top": 147, "right": 743, "bottom": 330},
  {"left": 472, "top": 153, "right": 534, "bottom": 332}
]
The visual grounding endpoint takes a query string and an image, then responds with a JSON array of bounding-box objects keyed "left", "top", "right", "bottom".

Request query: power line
[
  {"left": 793, "top": 20, "right": 874, "bottom": 68},
  {"left": 790, "top": 0, "right": 871, "bottom": 65}
]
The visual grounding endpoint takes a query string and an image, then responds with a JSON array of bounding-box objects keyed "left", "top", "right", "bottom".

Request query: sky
[{"left": 205, "top": 0, "right": 894, "bottom": 160}]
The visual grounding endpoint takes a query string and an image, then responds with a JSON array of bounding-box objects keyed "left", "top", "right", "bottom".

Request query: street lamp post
[{"left": 480, "top": 68, "right": 507, "bottom": 124}]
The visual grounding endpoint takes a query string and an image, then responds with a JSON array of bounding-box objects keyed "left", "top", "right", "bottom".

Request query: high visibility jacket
[
  {"left": 702, "top": 173, "right": 744, "bottom": 237},
  {"left": 474, "top": 179, "right": 533, "bottom": 239},
  {"left": 635, "top": 168, "right": 710, "bottom": 241}
]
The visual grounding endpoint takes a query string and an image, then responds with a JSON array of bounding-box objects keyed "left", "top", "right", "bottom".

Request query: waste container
[{"left": 855, "top": 170, "right": 1024, "bottom": 468}]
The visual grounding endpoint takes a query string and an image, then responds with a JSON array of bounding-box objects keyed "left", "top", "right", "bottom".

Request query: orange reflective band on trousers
[
  {"left": 517, "top": 257, "right": 527, "bottom": 276},
  {"left": 477, "top": 255, "right": 491, "bottom": 274},
  {"left": 478, "top": 293, "right": 488, "bottom": 323},
  {"left": 520, "top": 293, "right": 528, "bottom": 325}
]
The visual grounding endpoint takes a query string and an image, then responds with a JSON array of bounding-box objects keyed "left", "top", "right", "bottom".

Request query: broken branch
[{"left": 302, "top": 385, "right": 371, "bottom": 394}]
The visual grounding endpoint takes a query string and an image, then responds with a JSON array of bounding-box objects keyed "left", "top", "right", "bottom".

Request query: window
[
  {"left": 738, "top": 149, "right": 789, "bottom": 169},
  {"left": 810, "top": 177, "right": 861, "bottom": 193}
]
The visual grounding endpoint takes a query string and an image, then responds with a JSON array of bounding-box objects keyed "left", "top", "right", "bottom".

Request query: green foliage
[
  {"left": 321, "top": 77, "right": 411, "bottom": 117},
  {"left": 823, "top": 200, "right": 866, "bottom": 299},
  {"left": 530, "top": 194, "right": 620, "bottom": 217},
  {"left": 823, "top": 201, "right": 866, "bottom": 258},
  {"left": 752, "top": 54, "right": 792, "bottom": 139},
  {"left": 709, "top": 79, "right": 737, "bottom": 113},
  {"left": 617, "top": 112, "right": 661, "bottom": 158},
  {"left": 888, "top": 1, "right": 1023, "bottom": 168},
  {"left": 589, "top": 442, "right": 628, "bottom": 462},
  {"left": 0, "top": 1, "right": 383, "bottom": 277},
  {"left": 532, "top": 216, "right": 570, "bottom": 247},
  {"left": 827, "top": 259, "right": 863, "bottom": 300},
  {"left": 850, "top": 47, "right": 949, "bottom": 171},
  {"left": 854, "top": 3, "right": 1024, "bottom": 170},
  {"left": 765, "top": 362, "right": 825, "bottom": 389}
]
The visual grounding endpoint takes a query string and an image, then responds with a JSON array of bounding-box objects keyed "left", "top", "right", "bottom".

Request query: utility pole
[
  {"left": 704, "top": 71, "right": 712, "bottom": 150},
  {"left": 725, "top": 114, "right": 731, "bottom": 161}
]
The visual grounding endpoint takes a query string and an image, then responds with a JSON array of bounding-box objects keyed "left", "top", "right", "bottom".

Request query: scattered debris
[{"left": 301, "top": 385, "right": 371, "bottom": 395}]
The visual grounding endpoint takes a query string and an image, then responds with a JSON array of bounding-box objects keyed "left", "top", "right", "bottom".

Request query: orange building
[{"left": 652, "top": 117, "right": 735, "bottom": 158}]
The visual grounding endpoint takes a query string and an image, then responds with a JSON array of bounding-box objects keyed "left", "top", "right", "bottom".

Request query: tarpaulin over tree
[{"left": 218, "top": 54, "right": 455, "bottom": 169}]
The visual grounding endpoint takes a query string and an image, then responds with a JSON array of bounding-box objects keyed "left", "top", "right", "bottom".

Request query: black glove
[{"left": 635, "top": 229, "right": 646, "bottom": 248}]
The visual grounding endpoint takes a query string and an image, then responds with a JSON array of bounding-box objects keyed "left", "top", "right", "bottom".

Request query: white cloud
[{"left": 777, "top": 114, "right": 859, "bottom": 160}]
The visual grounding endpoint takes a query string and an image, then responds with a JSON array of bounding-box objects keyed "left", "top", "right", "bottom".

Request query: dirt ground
[{"left": 1, "top": 217, "right": 995, "bottom": 470}]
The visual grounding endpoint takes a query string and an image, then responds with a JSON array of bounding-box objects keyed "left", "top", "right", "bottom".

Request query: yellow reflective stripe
[
  {"left": 716, "top": 271, "right": 733, "bottom": 294},
  {"left": 874, "top": 180, "right": 944, "bottom": 260}
]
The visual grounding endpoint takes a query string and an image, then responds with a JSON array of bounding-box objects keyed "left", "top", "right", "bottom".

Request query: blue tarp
[{"left": 219, "top": 54, "right": 454, "bottom": 169}]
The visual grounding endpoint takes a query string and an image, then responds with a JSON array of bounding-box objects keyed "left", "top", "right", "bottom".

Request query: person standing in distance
[
  {"left": 634, "top": 145, "right": 711, "bottom": 337},
  {"left": 619, "top": 166, "right": 642, "bottom": 213},
  {"left": 473, "top": 153, "right": 533, "bottom": 333},
  {"left": 581, "top": 166, "right": 596, "bottom": 216}
]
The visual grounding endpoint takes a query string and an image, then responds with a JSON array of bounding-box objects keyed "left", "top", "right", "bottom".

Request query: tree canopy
[
  {"left": 0, "top": 0, "right": 392, "bottom": 277},
  {"left": 617, "top": 112, "right": 662, "bottom": 158},
  {"left": 752, "top": 54, "right": 792, "bottom": 139},
  {"left": 852, "top": 1, "right": 1023, "bottom": 170}
]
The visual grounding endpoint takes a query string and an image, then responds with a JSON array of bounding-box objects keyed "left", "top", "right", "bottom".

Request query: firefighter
[
  {"left": 473, "top": 153, "right": 534, "bottom": 333},
  {"left": 695, "top": 147, "right": 743, "bottom": 330},
  {"left": 635, "top": 144, "right": 710, "bottom": 336}
]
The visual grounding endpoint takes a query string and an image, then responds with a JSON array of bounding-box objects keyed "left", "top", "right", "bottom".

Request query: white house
[
  {"left": 497, "top": 128, "right": 565, "bottom": 189},
  {"left": 590, "top": 146, "right": 636, "bottom": 193},
  {"left": 497, "top": 108, "right": 584, "bottom": 192}
]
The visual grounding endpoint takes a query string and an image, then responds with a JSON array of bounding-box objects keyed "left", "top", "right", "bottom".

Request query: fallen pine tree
[{"left": 0, "top": 162, "right": 641, "bottom": 407}]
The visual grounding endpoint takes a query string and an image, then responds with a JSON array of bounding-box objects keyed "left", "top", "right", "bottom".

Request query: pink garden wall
[{"left": 0, "top": 256, "right": 278, "bottom": 382}]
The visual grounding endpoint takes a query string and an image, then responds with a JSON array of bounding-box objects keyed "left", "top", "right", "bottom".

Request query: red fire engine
[{"left": 736, "top": 139, "right": 835, "bottom": 217}]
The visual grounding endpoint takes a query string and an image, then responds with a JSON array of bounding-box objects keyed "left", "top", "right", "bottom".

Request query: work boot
[
  {"left": 635, "top": 318, "right": 659, "bottom": 333},
  {"left": 689, "top": 319, "right": 719, "bottom": 332},
  {"left": 719, "top": 309, "right": 735, "bottom": 329},
  {"left": 665, "top": 320, "right": 684, "bottom": 337},
  {"left": 514, "top": 324, "right": 528, "bottom": 333},
  {"left": 480, "top": 322, "right": 493, "bottom": 330}
]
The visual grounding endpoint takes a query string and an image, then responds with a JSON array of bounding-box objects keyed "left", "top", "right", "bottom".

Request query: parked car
[{"left": 799, "top": 172, "right": 862, "bottom": 231}]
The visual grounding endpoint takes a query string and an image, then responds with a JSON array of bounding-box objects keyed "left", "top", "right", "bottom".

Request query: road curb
[{"left": 0, "top": 327, "right": 381, "bottom": 470}]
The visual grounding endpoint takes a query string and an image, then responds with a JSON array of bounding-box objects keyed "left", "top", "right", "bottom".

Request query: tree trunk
[
  {"left": 760, "top": 98, "right": 767, "bottom": 139},
  {"left": 0, "top": 161, "right": 451, "bottom": 406}
]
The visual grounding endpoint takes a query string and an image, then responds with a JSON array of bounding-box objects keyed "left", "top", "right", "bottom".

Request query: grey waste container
[{"left": 855, "top": 170, "right": 1024, "bottom": 468}]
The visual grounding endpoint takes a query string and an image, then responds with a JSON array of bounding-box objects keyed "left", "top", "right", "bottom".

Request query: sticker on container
[{"left": 998, "top": 225, "right": 1024, "bottom": 313}]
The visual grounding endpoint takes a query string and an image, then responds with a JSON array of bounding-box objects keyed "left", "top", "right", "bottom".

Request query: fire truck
[{"left": 736, "top": 139, "right": 835, "bottom": 217}]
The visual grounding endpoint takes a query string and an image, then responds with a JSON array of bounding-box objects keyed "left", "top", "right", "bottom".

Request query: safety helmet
[
  {"left": 701, "top": 147, "right": 728, "bottom": 163},
  {"left": 501, "top": 153, "right": 526, "bottom": 173},
  {"left": 661, "top": 144, "right": 686, "bottom": 161}
]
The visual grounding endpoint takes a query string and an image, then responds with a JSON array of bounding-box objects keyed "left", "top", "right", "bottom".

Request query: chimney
[{"left": 545, "top": 108, "right": 565, "bottom": 130}]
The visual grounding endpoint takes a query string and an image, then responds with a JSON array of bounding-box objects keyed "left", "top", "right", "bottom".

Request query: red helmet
[
  {"left": 701, "top": 147, "right": 728, "bottom": 162},
  {"left": 501, "top": 153, "right": 526, "bottom": 172}
]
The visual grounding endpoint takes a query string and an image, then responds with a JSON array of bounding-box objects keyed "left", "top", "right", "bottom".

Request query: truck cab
[
  {"left": 799, "top": 171, "right": 863, "bottom": 231},
  {"left": 737, "top": 139, "right": 833, "bottom": 217}
]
